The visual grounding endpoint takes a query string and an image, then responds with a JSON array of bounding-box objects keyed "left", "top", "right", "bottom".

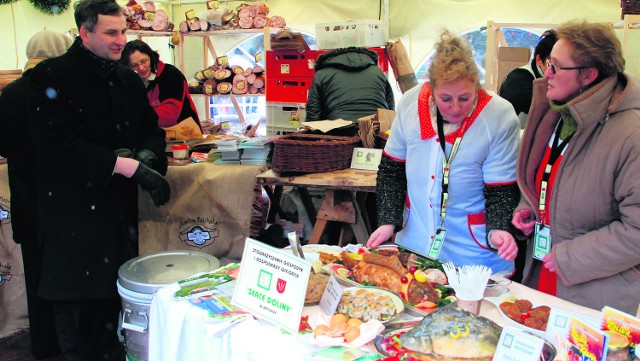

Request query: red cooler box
[
  {"left": 266, "top": 76, "right": 313, "bottom": 103},
  {"left": 266, "top": 50, "right": 317, "bottom": 77}
]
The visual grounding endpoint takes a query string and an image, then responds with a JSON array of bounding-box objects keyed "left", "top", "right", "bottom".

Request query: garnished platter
[{"left": 338, "top": 286, "right": 405, "bottom": 324}]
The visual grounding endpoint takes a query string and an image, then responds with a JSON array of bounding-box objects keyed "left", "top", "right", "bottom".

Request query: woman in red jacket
[{"left": 122, "top": 39, "right": 202, "bottom": 131}]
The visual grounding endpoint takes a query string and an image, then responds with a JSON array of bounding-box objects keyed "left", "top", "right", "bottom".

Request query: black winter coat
[
  {"left": 0, "top": 74, "right": 38, "bottom": 244},
  {"left": 306, "top": 47, "right": 395, "bottom": 122},
  {"left": 28, "top": 39, "right": 167, "bottom": 300}
]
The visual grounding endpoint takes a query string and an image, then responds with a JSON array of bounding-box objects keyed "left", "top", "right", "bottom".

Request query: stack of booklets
[
  {"left": 239, "top": 136, "right": 272, "bottom": 166},
  {"left": 212, "top": 138, "right": 242, "bottom": 165}
]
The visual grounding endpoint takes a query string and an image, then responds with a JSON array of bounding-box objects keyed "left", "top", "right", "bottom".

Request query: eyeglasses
[
  {"left": 545, "top": 60, "right": 588, "bottom": 75},
  {"left": 129, "top": 58, "right": 150, "bottom": 69}
]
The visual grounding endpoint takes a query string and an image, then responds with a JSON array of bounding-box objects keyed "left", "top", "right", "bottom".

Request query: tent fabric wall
[{"left": 0, "top": 0, "right": 627, "bottom": 74}]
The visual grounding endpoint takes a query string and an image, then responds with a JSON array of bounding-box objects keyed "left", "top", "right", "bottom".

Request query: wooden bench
[{"left": 0, "top": 70, "right": 22, "bottom": 93}]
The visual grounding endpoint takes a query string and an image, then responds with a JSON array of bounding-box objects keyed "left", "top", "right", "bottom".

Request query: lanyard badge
[
  {"left": 428, "top": 228, "right": 446, "bottom": 259},
  {"left": 533, "top": 223, "right": 551, "bottom": 260}
]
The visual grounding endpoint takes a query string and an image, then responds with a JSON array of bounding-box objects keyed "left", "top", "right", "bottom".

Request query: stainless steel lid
[{"left": 118, "top": 250, "right": 221, "bottom": 294}]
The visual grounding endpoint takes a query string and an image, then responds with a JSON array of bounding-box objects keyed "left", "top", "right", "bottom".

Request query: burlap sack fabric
[
  {"left": 0, "top": 164, "right": 28, "bottom": 337},
  {"left": 138, "top": 163, "right": 267, "bottom": 263}
]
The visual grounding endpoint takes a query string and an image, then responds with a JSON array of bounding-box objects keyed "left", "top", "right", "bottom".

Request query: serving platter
[
  {"left": 338, "top": 286, "right": 405, "bottom": 324},
  {"left": 323, "top": 266, "right": 430, "bottom": 317},
  {"left": 484, "top": 293, "right": 549, "bottom": 339},
  {"left": 374, "top": 321, "right": 558, "bottom": 361}
]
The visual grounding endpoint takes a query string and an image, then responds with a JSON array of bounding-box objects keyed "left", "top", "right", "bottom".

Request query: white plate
[
  {"left": 284, "top": 244, "right": 343, "bottom": 261},
  {"left": 339, "top": 286, "right": 405, "bottom": 324},
  {"left": 485, "top": 293, "right": 548, "bottom": 339}
]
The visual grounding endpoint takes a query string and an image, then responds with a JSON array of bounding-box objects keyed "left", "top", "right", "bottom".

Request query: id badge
[
  {"left": 533, "top": 222, "right": 552, "bottom": 261},
  {"left": 428, "top": 228, "right": 446, "bottom": 259}
]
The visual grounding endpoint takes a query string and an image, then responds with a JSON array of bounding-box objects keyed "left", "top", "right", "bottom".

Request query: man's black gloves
[
  {"left": 134, "top": 148, "right": 160, "bottom": 171},
  {"left": 131, "top": 162, "right": 171, "bottom": 207}
]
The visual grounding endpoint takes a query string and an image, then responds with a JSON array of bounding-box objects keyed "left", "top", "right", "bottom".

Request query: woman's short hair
[
  {"left": 428, "top": 29, "right": 479, "bottom": 90},
  {"left": 121, "top": 39, "right": 160, "bottom": 72},
  {"left": 556, "top": 20, "right": 624, "bottom": 83}
]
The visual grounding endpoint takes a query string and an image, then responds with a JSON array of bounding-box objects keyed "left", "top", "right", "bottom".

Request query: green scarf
[{"left": 549, "top": 101, "right": 578, "bottom": 140}]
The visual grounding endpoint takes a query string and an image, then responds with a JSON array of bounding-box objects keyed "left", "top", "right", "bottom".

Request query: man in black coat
[{"left": 27, "top": 0, "right": 170, "bottom": 359}]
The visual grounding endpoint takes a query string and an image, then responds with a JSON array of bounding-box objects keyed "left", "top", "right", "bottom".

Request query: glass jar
[
  {"left": 171, "top": 144, "right": 189, "bottom": 159},
  {"left": 606, "top": 331, "right": 631, "bottom": 361}
]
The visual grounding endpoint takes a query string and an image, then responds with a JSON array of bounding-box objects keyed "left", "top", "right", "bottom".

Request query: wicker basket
[{"left": 271, "top": 132, "right": 361, "bottom": 174}]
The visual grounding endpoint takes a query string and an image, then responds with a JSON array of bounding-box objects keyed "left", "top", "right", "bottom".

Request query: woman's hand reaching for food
[
  {"left": 366, "top": 224, "right": 395, "bottom": 248},
  {"left": 512, "top": 208, "right": 536, "bottom": 236},
  {"left": 490, "top": 230, "right": 518, "bottom": 261}
]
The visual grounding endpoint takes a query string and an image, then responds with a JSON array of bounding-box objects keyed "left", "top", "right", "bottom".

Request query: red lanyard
[{"left": 539, "top": 119, "right": 572, "bottom": 223}]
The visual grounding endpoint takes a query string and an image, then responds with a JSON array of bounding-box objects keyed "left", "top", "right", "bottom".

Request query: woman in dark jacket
[
  {"left": 0, "top": 30, "right": 71, "bottom": 360},
  {"left": 121, "top": 39, "right": 202, "bottom": 131},
  {"left": 306, "top": 47, "right": 395, "bottom": 125}
]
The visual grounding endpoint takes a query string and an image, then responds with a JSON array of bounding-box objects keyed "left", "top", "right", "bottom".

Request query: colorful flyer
[
  {"left": 601, "top": 306, "right": 639, "bottom": 351},
  {"left": 567, "top": 316, "right": 609, "bottom": 361},
  {"left": 546, "top": 307, "right": 601, "bottom": 346},
  {"left": 231, "top": 238, "right": 311, "bottom": 334}
]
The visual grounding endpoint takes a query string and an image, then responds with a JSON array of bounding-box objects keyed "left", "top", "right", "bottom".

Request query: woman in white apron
[{"left": 367, "top": 29, "right": 520, "bottom": 276}]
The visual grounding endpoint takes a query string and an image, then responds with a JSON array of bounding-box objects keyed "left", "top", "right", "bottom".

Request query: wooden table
[{"left": 257, "top": 168, "right": 377, "bottom": 245}]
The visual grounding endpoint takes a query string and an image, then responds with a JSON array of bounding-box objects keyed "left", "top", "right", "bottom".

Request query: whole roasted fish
[{"left": 400, "top": 307, "right": 502, "bottom": 359}]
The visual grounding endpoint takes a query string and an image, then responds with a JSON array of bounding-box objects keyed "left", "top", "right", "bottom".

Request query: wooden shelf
[
  {"left": 127, "top": 30, "right": 175, "bottom": 37},
  {"left": 191, "top": 93, "right": 265, "bottom": 98},
  {"left": 181, "top": 28, "right": 279, "bottom": 37},
  {"left": 178, "top": 27, "right": 273, "bottom": 124}
]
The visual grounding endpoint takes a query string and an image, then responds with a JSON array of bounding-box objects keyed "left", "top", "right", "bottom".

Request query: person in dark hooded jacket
[{"left": 306, "top": 46, "right": 395, "bottom": 131}]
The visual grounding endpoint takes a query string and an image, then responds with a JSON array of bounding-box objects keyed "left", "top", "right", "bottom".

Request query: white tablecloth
[{"left": 149, "top": 279, "right": 602, "bottom": 361}]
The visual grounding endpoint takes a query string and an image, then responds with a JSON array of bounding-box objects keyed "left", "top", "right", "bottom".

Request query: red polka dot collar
[{"left": 418, "top": 82, "right": 492, "bottom": 142}]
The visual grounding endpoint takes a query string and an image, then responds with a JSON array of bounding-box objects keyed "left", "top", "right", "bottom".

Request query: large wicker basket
[{"left": 271, "top": 132, "right": 361, "bottom": 174}]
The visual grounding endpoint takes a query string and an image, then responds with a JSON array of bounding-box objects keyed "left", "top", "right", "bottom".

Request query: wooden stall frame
[
  {"left": 177, "top": 27, "right": 275, "bottom": 124},
  {"left": 484, "top": 21, "right": 559, "bottom": 92}
]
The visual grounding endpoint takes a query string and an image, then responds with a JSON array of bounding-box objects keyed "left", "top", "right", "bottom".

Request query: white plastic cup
[{"left": 457, "top": 298, "right": 482, "bottom": 314}]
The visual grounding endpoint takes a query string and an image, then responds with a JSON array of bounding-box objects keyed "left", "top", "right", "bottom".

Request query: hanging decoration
[
  {"left": 28, "top": 0, "right": 70, "bottom": 15},
  {"left": 0, "top": 0, "right": 18, "bottom": 4}
]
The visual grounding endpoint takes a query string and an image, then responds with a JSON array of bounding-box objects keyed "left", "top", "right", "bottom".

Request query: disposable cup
[{"left": 457, "top": 298, "right": 482, "bottom": 314}]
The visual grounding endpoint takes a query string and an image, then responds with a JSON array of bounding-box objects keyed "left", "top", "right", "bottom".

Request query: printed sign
[
  {"left": 350, "top": 147, "right": 382, "bottom": 170},
  {"left": 319, "top": 274, "right": 343, "bottom": 315},
  {"left": 231, "top": 238, "right": 311, "bottom": 334},
  {"left": 493, "top": 326, "right": 545, "bottom": 361}
]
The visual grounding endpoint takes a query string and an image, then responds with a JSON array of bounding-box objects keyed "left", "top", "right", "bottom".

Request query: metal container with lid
[{"left": 117, "top": 250, "right": 220, "bottom": 361}]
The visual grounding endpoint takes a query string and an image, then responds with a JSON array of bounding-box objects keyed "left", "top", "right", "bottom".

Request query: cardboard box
[
  {"left": 315, "top": 20, "right": 389, "bottom": 50},
  {"left": 497, "top": 47, "right": 531, "bottom": 90}
]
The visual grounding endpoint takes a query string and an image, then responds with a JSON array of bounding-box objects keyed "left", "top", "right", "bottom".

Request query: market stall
[{"left": 146, "top": 254, "right": 602, "bottom": 361}]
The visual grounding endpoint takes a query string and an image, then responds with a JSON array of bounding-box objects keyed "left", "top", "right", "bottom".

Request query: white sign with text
[
  {"left": 493, "top": 326, "right": 545, "bottom": 361},
  {"left": 231, "top": 238, "right": 311, "bottom": 334}
]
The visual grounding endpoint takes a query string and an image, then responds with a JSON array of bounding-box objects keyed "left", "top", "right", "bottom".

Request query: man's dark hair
[
  {"left": 121, "top": 39, "right": 160, "bottom": 72},
  {"left": 74, "top": 0, "right": 123, "bottom": 32},
  {"left": 534, "top": 29, "right": 558, "bottom": 63}
]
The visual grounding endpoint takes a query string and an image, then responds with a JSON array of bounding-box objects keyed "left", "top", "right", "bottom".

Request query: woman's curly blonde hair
[{"left": 428, "top": 29, "right": 480, "bottom": 90}]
